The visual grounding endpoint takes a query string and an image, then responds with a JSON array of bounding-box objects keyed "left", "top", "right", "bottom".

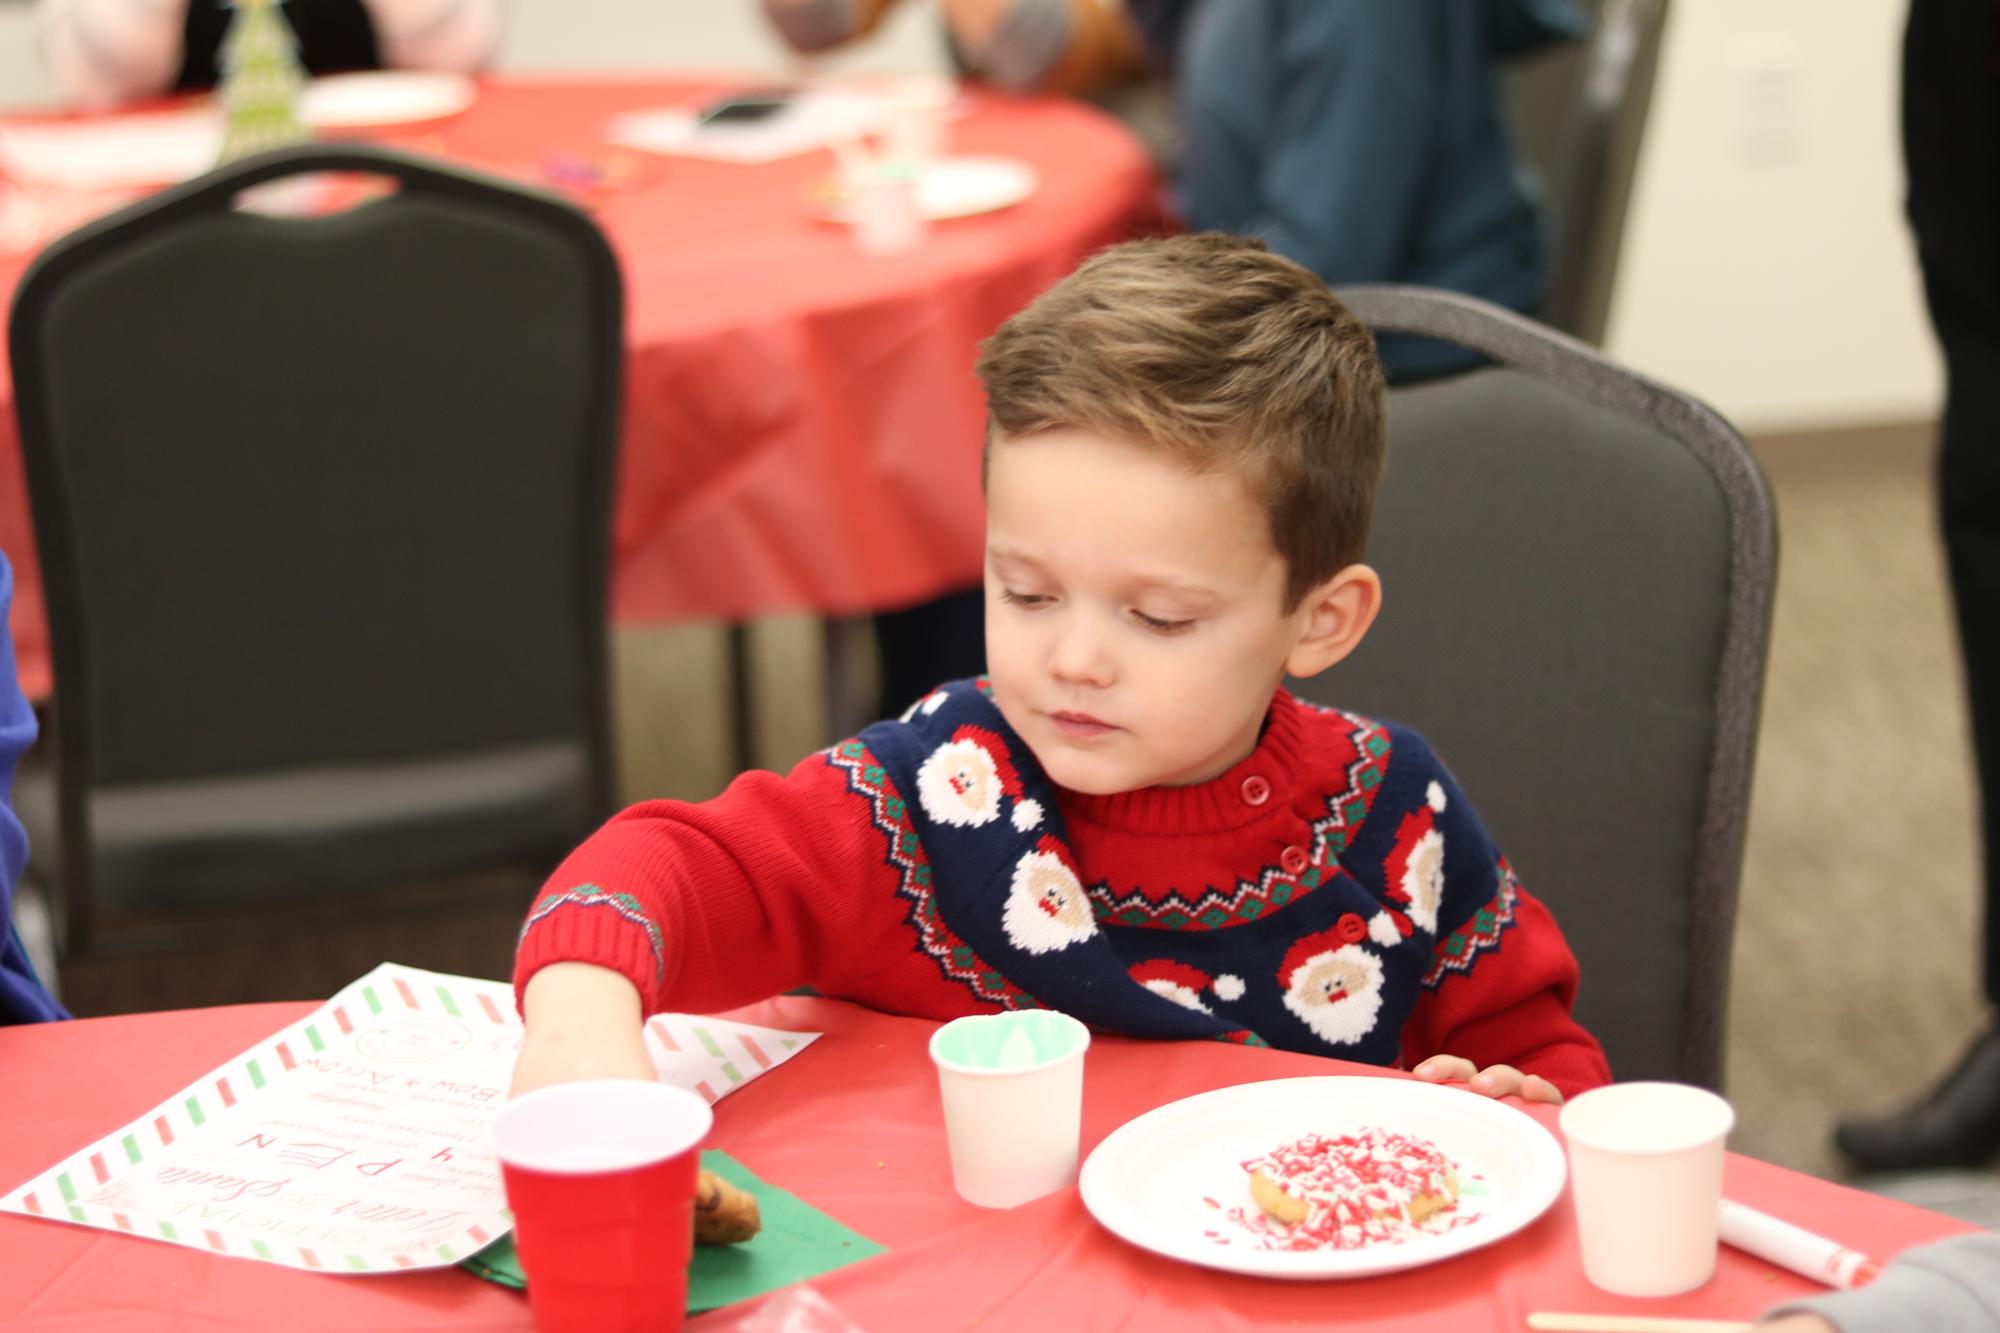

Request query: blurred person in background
[
  {"left": 1, "top": 553, "right": 67, "bottom": 1025},
  {"left": 1123, "top": 0, "right": 1582, "bottom": 382},
  {"left": 1835, "top": 0, "right": 2000, "bottom": 1173},
  {"left": 37, "top": 0, "right": 504, "bottom": 109},
  {"left": 767, "top": 1, "right": 1165, "bottom": 717},
  {"left": 1758, "top": 1232, "right": 2000, "bottom": 1331},
  {"left": 764, "top": 0, "right": 1151, "bottom": 98},
  {"left": 770, "top": 0, "right": 1583, "bottom": 714}
]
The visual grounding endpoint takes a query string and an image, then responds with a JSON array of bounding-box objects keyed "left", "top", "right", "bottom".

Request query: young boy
[{"left": 511, "top": 234, "right": 1609, "bottom": 1103}]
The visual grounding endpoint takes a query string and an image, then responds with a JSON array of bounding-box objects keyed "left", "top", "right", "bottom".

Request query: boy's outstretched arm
[
  {"left": 513, "top": 962, "right": 655, "bottom": 1097},
  {"left": 510, "top": 754, "right": 899, "bottom": 1096}
]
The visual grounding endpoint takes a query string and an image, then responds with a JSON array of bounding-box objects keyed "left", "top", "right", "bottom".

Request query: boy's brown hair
[{"left": 976, "top": 233, "right": 1387, "bottom": 610}]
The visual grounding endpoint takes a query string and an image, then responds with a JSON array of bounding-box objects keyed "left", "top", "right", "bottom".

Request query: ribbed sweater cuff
[
  {"left": 1535, "top": 1044, "right": 1612, "bottom": 1101},
  {"left": 513, "top": 891, "right": 667, "bottom": 1018}
]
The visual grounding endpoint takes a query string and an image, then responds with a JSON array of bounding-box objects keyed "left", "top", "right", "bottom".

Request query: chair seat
[{"left": 16, "top": 742, "right": 594, "bottom": 913}]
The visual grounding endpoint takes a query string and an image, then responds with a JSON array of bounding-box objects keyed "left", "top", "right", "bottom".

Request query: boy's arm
[
  {"left": 1380, "top": 734, "right": 1609, "bottom": 1101},
  {"left": 1399, "top": 880, "right": 1610, "bottom": 1101},
  {"left": 513, "top": 962, "right": 655, "bottom": 1095},
  {"left": 512, "top": 753, "right": 893, "bottom": 1095}
]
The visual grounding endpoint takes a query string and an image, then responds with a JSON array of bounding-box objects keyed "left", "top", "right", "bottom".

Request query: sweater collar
[{"left": 1053, "top": 688, "right": 1308, "bottom": 836}]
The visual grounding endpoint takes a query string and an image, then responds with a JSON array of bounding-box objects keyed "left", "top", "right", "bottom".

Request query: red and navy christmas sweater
[{"left": 515, "top": 678, "right": 1610, "bottom": 1097}]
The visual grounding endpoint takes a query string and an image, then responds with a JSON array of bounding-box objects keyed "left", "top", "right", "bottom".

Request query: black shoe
[{"left": 1835, "top": 1028, "right": 2000, "bottom": 1172}]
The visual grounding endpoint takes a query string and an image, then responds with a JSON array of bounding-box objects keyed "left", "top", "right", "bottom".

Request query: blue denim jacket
[{"left": 1128, "top": 0, "right": 1584, "bottom": 379}]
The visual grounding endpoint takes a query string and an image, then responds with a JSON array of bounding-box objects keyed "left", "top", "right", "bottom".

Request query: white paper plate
[
  {"left": 1079, "top": 1076, "right": 1568, "bottom": 1279},
  {"left": 302, "top": 71, "right": 477, "bottom": 129},
  {"left": 814, "top": 155, "right": 1037, "bottom": 222},
  {"left": 913, "top": 156, "right": 1035, "bottom": 218}
]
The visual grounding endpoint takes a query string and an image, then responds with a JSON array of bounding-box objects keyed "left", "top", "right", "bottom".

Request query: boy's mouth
[{"left": 1049, "top": 710, "right": 1118, "bottom": 738}]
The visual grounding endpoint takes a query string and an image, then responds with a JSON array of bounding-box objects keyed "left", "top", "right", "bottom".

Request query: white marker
[{"left": 1718, "top": 1199, "right": 1883, "bottom": 1289}]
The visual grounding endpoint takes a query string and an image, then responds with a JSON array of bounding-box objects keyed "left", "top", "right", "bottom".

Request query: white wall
[
  {"left": 0, "top": 6, "right": 56, "bottom": 110},
  {"left": 1602, "top": 0, "right": 1942, "bottom": 434},
  {"left": 494, "top": 0, "right": 948, "bottom": 81}
]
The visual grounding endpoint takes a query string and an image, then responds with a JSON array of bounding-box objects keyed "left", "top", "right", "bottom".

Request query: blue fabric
[
  {"left": 1128, "top": 0, "right": 1584, "bottom": 380},
  {"left": 0, "top": 553, "right": 68, "bottom": 1023},
  {"left": 846, "top": 680, "right": 1511, "bottom": 1065}
]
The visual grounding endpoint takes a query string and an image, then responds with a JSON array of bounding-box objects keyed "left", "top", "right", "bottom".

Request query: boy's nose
[{"left": 1048, "top": 617, "right": 1115, "bottom": 687}]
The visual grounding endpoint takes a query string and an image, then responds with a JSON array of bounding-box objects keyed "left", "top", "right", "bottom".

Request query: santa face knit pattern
[{"left": 516, "top": 679, "right": 1610, "bottom": 1098}]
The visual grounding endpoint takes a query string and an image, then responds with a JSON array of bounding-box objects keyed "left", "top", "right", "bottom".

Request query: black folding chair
[{"left": 10, "top": 144, "right": 621, "bottom": 997}]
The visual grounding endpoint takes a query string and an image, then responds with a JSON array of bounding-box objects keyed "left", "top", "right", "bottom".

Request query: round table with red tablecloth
[{"left": 0, "top": 76, "right": 1168, "bottom": 699}]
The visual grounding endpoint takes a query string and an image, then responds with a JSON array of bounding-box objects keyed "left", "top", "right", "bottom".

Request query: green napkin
[{"left": 462, "top": 1150, "right": 884, "bottom": 1313}]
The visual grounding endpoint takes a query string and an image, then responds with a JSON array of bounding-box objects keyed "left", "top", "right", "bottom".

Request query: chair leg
[
  {"left": 12, "top": 878, "right": 62, "bottom": 1004},
  {"left": 822, "top": 615, "right": 879, "bottom": 740},
  {"left": 726, "top": 623, "right": 756, "bottom": 772}
]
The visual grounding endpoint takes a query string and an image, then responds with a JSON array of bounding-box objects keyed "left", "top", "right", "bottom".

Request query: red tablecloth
[
  {"left": 0, "top": 997, "right": 1975, "bottom": 1331},
  {"left": 0, "top": 77, "right": 1167, "bottom": 699}
]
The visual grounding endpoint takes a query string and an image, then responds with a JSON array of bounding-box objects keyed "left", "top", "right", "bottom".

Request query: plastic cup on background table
[
  {"left": 930, "top": 1010, "right": 1090, "bottom": 1208},
  {"left": 881, "top": 75, "right": 955, "bottom": 168},
  {"left": 843, "top": 158, "right": 927, "bottom": 256},
  {"left": 493, "top": 1080, "right": 713, "bottom": 1333},
  {"left": 1558, "top": 1081, "right": 1737, "bottom": 1297}
]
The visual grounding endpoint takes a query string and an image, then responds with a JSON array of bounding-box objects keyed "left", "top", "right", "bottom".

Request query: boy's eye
[
  {"left": 1132, "top": 610, "right": 1195, "bottom": 634},
  {"left": 1000, "top": 589, "right": 1051, "bottom": 609}
]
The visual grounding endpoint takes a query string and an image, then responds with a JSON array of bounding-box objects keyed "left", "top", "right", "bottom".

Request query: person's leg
[
  {"left": 1833, "top": 0, "right": 2000, "bottom": 1172},
  {"left": 1835, "top": 328, "right": 2000, "bottom": 1170},
  {"left": 1953, "top": 344, "right": 2000, "bottom": 1010},
  {"left": 870, "top": 586, "right": 987, "bottom": 720}
]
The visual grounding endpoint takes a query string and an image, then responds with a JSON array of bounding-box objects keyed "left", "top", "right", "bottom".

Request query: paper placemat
[
  {"left": 463, "top": 1149, "right": 883, "bottom": 1311},
  {"left": 0, "top": 963, "right": 819, "bottom": 1273}
]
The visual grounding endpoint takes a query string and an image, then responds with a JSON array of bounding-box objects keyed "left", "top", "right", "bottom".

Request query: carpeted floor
[{"left": 1726, "top": 422, "right": 2000, "bottom": 1218}]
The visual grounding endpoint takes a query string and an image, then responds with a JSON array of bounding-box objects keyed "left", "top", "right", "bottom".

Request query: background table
[
  {"left": 0, "top": 77, "right": 1167, "bottom": 700},
  {"left": 0, "top": 996, "right": 1974, "bottom": 1331}
]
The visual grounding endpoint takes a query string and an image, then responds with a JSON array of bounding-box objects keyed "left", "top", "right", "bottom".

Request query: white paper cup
[
  {"left": 1559, "top": 1081, "right": 1736, "bottom": 1296},
  {"left": 930, "top": 1011, "right": 1090, "bottom": 1209},
  {"left": 845, "top": 164, "right": 927, "bottom": 256}
]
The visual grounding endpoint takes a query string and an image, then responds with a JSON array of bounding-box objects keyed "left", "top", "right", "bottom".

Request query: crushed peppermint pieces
[{"left": 1224, "top": 1127, "right": 1481, "bottom": 1251}]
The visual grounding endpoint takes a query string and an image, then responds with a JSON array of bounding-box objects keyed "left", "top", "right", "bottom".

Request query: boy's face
[{"left": 984, "top": 428, "right": 1324, "bottom": 794}]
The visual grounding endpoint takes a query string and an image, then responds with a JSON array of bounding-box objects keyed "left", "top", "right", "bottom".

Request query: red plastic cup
[{"left": 492, "top": 1080, "right": 714, "bottom": 1333}]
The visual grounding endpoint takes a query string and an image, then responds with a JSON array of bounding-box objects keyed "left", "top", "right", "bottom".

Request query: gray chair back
[
  {"left": 11, "top": 144, "right": 621, "bottom": 953},
  {"left": 1504, "top": 0, "right": 1670, "bottom": 343},
  {"left": 1296, "top": 285, "right": 1774, "bottom": 1089}
]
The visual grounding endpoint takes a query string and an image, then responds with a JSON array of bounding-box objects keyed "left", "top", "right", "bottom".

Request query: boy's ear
[{"left": 1285, "top": 564, "right": 1382, "bottom": 680}]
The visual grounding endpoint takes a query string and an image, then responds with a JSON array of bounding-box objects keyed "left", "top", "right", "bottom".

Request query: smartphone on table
[{"left": 696, "top": 91, "right": 795, "bottom": 126}]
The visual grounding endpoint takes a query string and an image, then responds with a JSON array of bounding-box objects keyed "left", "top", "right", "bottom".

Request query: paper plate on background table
[
  {"left": 1079, "top": 1076, "right": 1567, "bottom": 1280},
  {"left": 0, "top": 112, "right": 222, "bottom": 190},
  {"left": 811, "top": 155, "right": 1037, "bottom": 223},
  {"left": 302, "top": 71, "right": 477, "bottom": 129}
]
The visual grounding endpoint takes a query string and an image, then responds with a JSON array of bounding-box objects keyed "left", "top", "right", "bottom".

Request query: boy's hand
[
  {"left": 511, "top": 962, "right": 656, "bottom": 1099},
  {"left": 1411, "top": 1055, "right": 1564, "bottom": 1105}
]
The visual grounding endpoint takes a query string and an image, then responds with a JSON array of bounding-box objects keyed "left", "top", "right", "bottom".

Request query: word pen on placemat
[{"left": 1718, "top": 1199, "right": 1882, "bottom": 1288}]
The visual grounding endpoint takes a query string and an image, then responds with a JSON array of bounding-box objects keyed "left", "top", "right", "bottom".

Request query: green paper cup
[{"left": 929, "top": 1011, "right": 1090, "bottom": 1209}]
